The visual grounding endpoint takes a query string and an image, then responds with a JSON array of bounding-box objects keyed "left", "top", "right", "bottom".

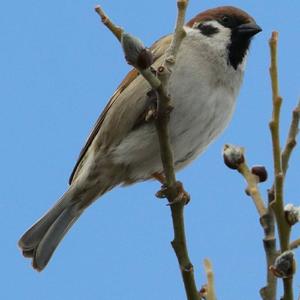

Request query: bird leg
[{"left": 152, "top": 172, "right": 166, "bottom": 184}]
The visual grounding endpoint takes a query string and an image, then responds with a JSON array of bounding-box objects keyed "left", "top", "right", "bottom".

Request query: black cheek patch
[{"left": 198, "top": 24, "right": 219, "bottom": 37}]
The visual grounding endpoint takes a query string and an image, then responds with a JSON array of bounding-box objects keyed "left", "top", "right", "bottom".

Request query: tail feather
[
  {"left": 33, "top": 205, "right": 81, "bottom": 271},
  {"left": 19, "top": 195, "right": 69, "bottom": 251},
  {"left": 18, "top": 190, "right": 82, "bottom": 271}
]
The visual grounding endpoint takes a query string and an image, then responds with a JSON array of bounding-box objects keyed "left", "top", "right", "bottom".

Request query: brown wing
[{"left": 69, "top": 35, "right": 172, "bottom": 184}]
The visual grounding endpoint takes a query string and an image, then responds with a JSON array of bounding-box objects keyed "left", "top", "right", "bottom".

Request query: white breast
[{"left": 167, "top": 30, "right": 244, "bottom": 169}]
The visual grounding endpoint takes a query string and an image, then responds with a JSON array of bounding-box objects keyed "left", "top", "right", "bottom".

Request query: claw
[
  {"left": 181, "top": 190, "right": 190, "bottom": 205},
  {"left": 155, "top": 184, "right": 168, "bottom": 198},
  {"left": 155, "top": 181, "right": 190, "bottom": 205},
  {"left": 174, "top": 181, "right": 190, "bottom": 205},
  {"left": 167, "top": 190, "right": 190, "bottom": 206},
  {"left": 145, "top": 107, "right": 157, "bottom": 121}
]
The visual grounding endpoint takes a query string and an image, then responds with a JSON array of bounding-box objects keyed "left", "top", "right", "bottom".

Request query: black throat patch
[{"left": 227, "top": 32, "right": 251, "bottom": 69}]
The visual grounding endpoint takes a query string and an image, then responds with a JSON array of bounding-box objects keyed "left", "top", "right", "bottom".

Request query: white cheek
[
  {"left": 185, "top": 20, "right": 232, "bottom": 50},
  {"left": 184, "top": 22, "right": 249, "bottom": 72},
  {"left": 205, "top": 20, "right": 231, "bottom": 45}
]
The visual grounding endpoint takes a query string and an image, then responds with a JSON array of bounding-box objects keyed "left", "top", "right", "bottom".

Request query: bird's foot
[
  {"left": 155, "top": 181, "right": 190, "bottom": 205},
  {"left": 155, "top": 184, "right": 169, "bottom": 198},
  {"left": 170, "top": 181, "right": 190, "bottom": 205},
  {"left": 145, "top": 106, "right": 158, "bottom": 121},
  {"left": 144, "top": 89, "right": 158, "bottom": 122}
]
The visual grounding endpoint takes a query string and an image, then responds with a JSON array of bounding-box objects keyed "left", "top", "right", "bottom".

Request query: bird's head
[{"left": 186, "top": 6, "right": 262, "bottom": 69}]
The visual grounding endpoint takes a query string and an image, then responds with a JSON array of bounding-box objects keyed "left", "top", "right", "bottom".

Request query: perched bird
[{"left": 19, "top": 6, "right": 261, "bottom": 271}]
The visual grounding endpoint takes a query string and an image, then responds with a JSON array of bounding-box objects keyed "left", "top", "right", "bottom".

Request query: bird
[{"left": 19, "top": 6, "right": 261, "bottom": 271}]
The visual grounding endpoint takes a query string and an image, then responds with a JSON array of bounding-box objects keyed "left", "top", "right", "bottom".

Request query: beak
[{"left": 236, "top": 22, "right": 262, "bottom": 37}]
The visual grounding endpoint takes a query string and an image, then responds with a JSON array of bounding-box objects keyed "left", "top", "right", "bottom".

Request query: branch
[
  {"left": 164, "top": 0, "right": 188, "bottom": 69},
  {"left": 259, "top": 191, "right": 277, "bottom": 300},
  {"left": 223, "top": 144, "right": 267, "bottom": 216},
  {"left": 281, "top": 100, "right": 300, "bottom": 176},
  {"left": 289, "top": 238, "right": 300, "bottom": 251},
  {"left": 268, "top": 31, "right": 293, "bottom": 300},
  {"left": 203, "top": 259, "right": 217, "bottom": 300},
  {"left": 268, "top": 32, "right": 291, "bottom": 252},
  {"left": 238, "top": 163, "right": 267, "bottom": 217},
  {"left": 95, "top": 2, "right": 200, "bottom": 300},
  {"left": 154, "top": 2, "right": 200, "bottom": 299},
  {"left": 269, "top": 100, "right": 300, "bottom": 204},
  {"left": 95, "top": 5, "right": 123, "bottom": 41},
  {"left": 223, "top": 145, "right": 277, "bottom": 299}
]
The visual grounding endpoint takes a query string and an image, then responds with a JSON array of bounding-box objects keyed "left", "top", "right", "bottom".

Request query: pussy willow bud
[
  {"left": 121, "top": 32, "right": 153, "bottom": 69},
  {"left": 137, "top": 48, "right": 153, "bottom": 69},
  {"left": 251, "top": 165, "right": 268, "bottom": 182},
  {"left": 199, "top": 284, "right": 208, "bottom": 299},
  {"left": 269, "top": 251, "right": 296, "bottom": 278},
  {"left": 223, "top": 144, "right": 244, "bottom": 170},
  {"left": 244, "top": 188, "right": 251, "bottom": 196},
  {"left": 284, "top": 204, "right": 300, "bottom": 226}
]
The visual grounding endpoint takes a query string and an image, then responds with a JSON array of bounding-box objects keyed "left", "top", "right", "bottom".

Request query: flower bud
[
  {"left": 245, "top": 188, "right": 251, "bottom": 196},
  {"left": 121, "top": 32, "right": 153, "bottom": 69},
  {"left": 284, "top": 204, "right": 300, "bottom": 226},
  {"left": 251, "top": 165, "right": 268, "bottom": 182},
  {"left": 269, "top": 251, "right": 296, "bottom": 278},
  {"left": 199, "top": 284, "right": 208, "bottom": 299},
  {"left": 137, "top": 48, "right": 153, "bottom": 69},
  {"left": 223, "top": 144, "right": 245, "bottom": 170}
]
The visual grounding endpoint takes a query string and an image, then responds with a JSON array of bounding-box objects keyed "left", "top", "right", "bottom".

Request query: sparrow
[{"left": 19, "top": 6, "right": 261, "bottom": 271}]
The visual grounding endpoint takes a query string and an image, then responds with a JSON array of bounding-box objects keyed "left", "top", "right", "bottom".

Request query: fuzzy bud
[
  {"left": 284, "top": 204, "right": 300, "bottom": 226},
  {"left": 137, "top": 48, "right": 153, "bottom": 69},
  {"left": 251, "top": 165, "right": 268, "bottom": 182},
  {"left": 270, "top": 251, "right": 296, "bottom": 278},
  {"left": 223, "top": 144, "right": 245, "bottom": 170},
  {"left": 121, "top": 32, "right": 153, "bottom": 69},
  {"left": 199, "top": 284, "right": 208, "bottom": 299},
  {"left": 244, "top": 188, "right": 251, "bottom": 196}
]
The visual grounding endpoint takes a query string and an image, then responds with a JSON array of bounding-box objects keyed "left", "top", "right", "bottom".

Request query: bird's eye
[
  {"left": 220, "top": 15, "right": 236, "bottom": 28},
  {"left": 221, "top": 15, "right": 230, "bottom": 23}
]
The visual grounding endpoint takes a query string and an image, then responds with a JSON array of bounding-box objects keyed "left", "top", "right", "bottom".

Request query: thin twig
[
  {"left": 264, "top": 100, "right": 300, "bottom": 299},
  {"left": 223, "top": 145, "right": 277, "bottom": 299},
  {"left": 203, "top": 259, "right": 217, "bottom": 300},
  {"left": 164, "top": 0, "right": 188, "bottom": 69},
  {"left": 94, "top": 3, "right": 199, "bottom": 299},
  {"left": 269, "top": 32, "right": 290, "bottom": 251},
  {"left": 237, "top": 160, "right": 267, "bottom": 217},
  {"left": 259, "top": 192, "right": 277, "bottom": 300},
  {"left": 270, "top": 100, "right": 300, "bottom": 195},
  {"left": 282, "top": 100, "right": 300, "bottom": 176},
  {"left": 289, "top": 238, "right": 300, "bottom": 250},
  {"left": 268, "top": 31, "right": 293, "bottom": 300},
  {"left": 155, "top": 1, "right": 199, "bottom": 298},
  {"left": 95, "top": 5, "right": 123, "bottom": 41},
  {"left": 239, "top": 164, "right": 277, "bottom": 299}
]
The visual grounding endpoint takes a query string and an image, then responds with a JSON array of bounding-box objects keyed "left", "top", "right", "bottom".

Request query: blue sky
[{"left": 1, "top": 1, "right": 300, "bottom": 299}]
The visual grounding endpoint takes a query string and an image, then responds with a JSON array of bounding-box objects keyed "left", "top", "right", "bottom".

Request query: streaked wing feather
[
  {"left": 68, "top": 69, "right": 139, "bottom": 184},
  {"left": 69, "top": 35, "right": 172, "bottom": 184}
]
